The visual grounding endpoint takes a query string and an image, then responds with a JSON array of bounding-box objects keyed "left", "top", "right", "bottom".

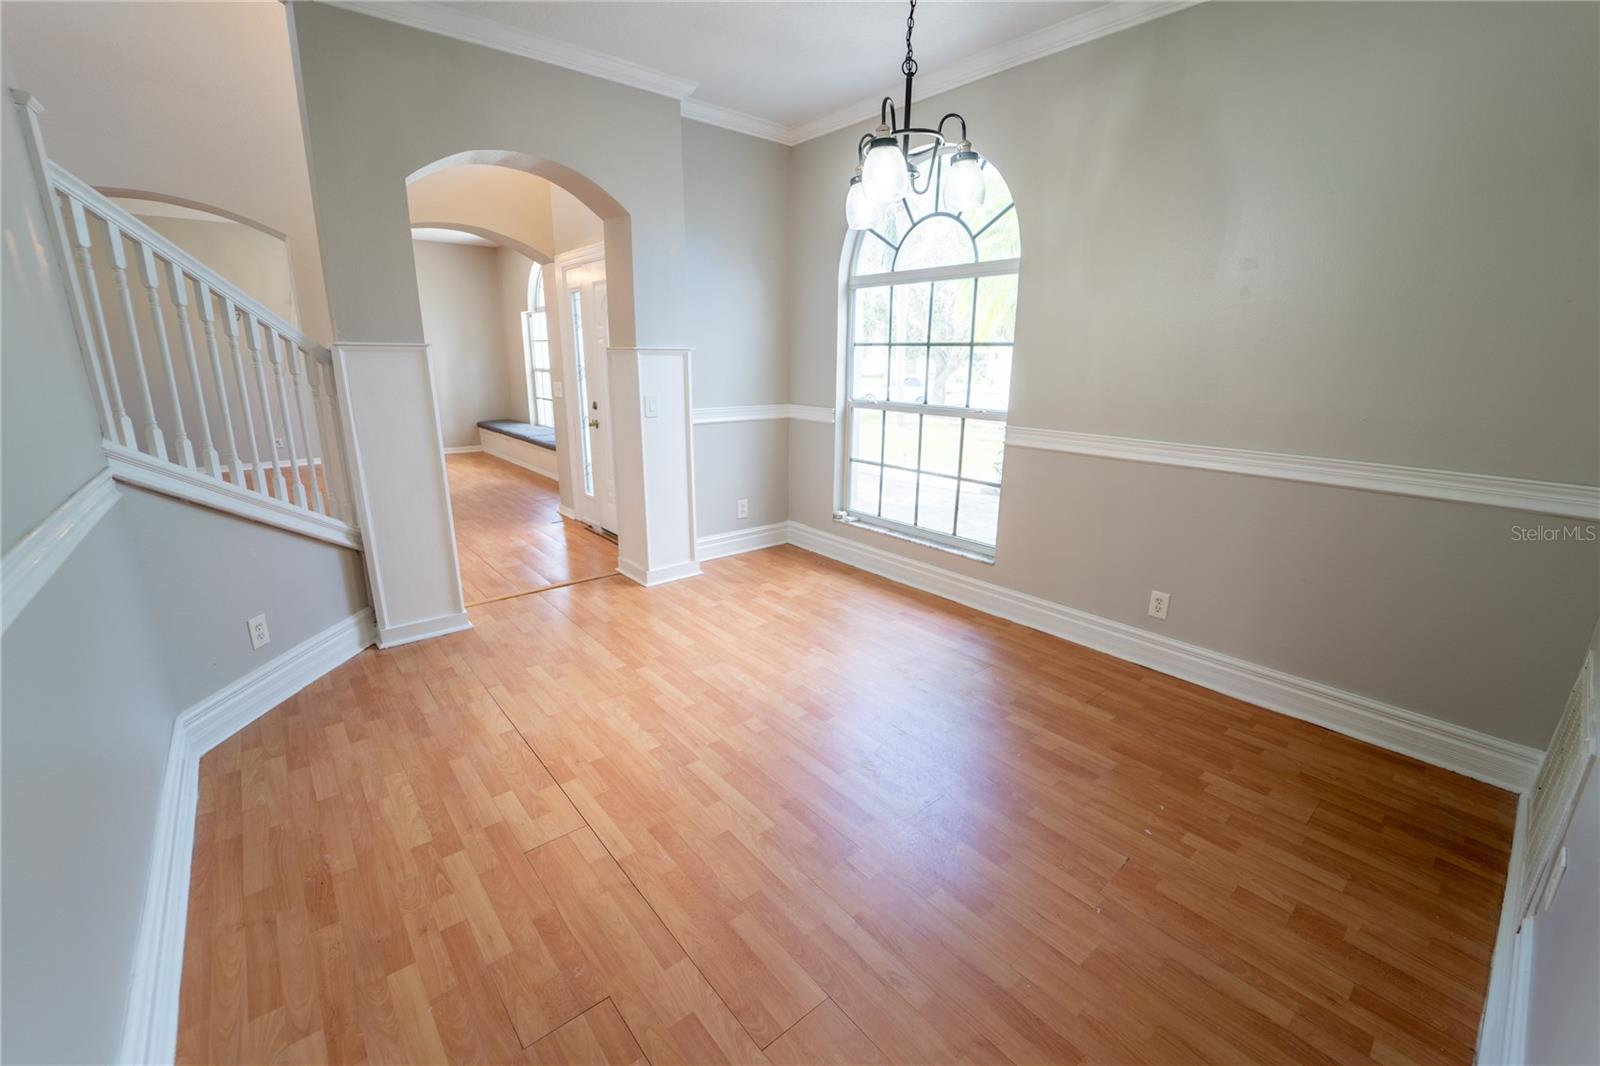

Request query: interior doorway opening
[{"left": 405, "top": 157, "right": 623, "bottom": 606}]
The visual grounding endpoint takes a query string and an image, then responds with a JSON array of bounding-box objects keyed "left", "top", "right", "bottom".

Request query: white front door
[{"left": 558, "top": 251, "right": 616, "bottom": 533}]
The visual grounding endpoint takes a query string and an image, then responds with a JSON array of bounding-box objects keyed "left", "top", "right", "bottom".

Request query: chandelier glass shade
[{"left": 844, "top": 0, "right": 985, "bottom": 230}]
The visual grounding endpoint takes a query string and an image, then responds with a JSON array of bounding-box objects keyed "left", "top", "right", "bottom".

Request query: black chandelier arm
[
  {"left": 879, "top": 97, "right": 898, "bottom": 131},
  {"left": 936, "top": 112, "right": 968, "bottom": 144}
]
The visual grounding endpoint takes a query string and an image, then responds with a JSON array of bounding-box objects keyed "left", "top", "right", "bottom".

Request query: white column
[{"left": 607, "top": 347, "right": 700, "bottom": 587}]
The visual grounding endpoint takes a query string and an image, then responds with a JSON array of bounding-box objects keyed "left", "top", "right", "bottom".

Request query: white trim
[
  {"left": 478, "top": 427, "right": 560, "bottom": 483},
  {"left": 693, "top": 404, "right": 836, "bottom": 425},
  {"left": 104, "top": 444, "right": 362, "bottom": 550},
  {"left": 1006, "top": 427, "right": 1600, "bottom": 521},
  {"left": 850, "top": 257, "right": 1021, "bottom": 289},
  {"left": 377, "top": 610, "right": 472, "bottom": 649},
  {"left": 327, "top": 1, "right": 699, "bottom": 101},
  {"left": 786, "top": 1, "right": 1201, "bottom": 145},
  {"left": 443, "top": 445, "right": 483, "bottom": 455},
  {"left": 1, "top": 467, "right": 121, "bottom": 631},
  {"left": 118, "top": 608, "right": 377, "bottom": 1066},
  {"left": 784, "top": 520, "right": 1541, "bottom": 791},
  {"left": 618, "top": 558, "right": 703, "bottom": 588},
  {"left": 680, "top": 98, "right": 792, "bottom": 144},
  {"left": 1478, "top": 794, "right": 1535, "bottom": 1065},
  {"left": 696, "top": 522, "right": 789, "bottom": 561}
]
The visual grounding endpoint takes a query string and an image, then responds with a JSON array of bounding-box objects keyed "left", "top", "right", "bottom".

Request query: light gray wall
[
  {"left": 785, "top": 1, "right": 1599, "bottom": 747},
  {"left": 682, "top": 119, "right": 792, "bottom": 536},
  {"left": 133, "top": 212, "right": 299, "bottom": 325},
  {"left": 413, "top": 239, "right": 522, "bottom": 448}
]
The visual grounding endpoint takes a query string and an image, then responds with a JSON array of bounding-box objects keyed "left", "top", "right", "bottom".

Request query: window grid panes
[
  {"left": 844, "top": 161, "right": 1018, "bottom": 554},
  {"left": 524, "top": 309, "right": 555, "bottom": 430}
]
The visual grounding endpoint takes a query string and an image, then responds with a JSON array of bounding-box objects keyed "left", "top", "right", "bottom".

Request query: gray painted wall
[
  {"left": 785, "top": 1, "right": 1599, "bottom": 748},
  {"left": 414, "top": 239, "right": 524, "bottom": 448}
]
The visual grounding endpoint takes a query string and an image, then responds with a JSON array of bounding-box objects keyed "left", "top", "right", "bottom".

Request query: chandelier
[{"left": 845, "top": 0, "right": 986, "bottom": 230}]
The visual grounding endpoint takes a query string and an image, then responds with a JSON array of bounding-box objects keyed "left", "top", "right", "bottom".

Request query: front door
[{"left": 558, "top": 253, "right": 616, "bottom": 533}]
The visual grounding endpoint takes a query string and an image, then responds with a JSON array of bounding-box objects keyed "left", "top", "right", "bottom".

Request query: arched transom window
[
  {"left": 523, "top": 264, "right": 555, "bottom": 428},
  {"left": 843, "top": 161, "right": 1019, "bottom": 555}
]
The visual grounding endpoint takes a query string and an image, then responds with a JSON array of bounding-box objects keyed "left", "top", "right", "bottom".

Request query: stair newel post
[
  {"left": 137, "top": 245, "right": 195, "bottom": 468},
  {"left": 289, "top": 344, "right": 325, "bottom": 514},
  {"left": 269, "top": 330, "right": 309, "bottom": 509},
  {"left": 221, "top": 298, "right": 266, "bottom": 495},
  {"left": 308, "top": 356, "right": 344, "bottom": 518},
  {"left": 194, "top": 280, "right": 244, "bottom": 486},
  {"left": 244, "top": 314, "right": 288, "bottom": 501},
  {"left": 165, "top": 260, "right": 220, "bottom": 477},
  {"left": 66, "top": 198, "right": 136, "bottom": 447},
  {"left": 105, "top": 221, "right": 165, "bottom": 460}
]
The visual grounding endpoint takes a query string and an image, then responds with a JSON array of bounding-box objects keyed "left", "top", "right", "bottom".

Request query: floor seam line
[{"left": 466, "top": 570, "right": 623, "bottom": 609}]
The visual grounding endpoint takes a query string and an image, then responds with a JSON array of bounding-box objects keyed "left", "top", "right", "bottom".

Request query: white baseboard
[
  {"left": 118, "top": 607, "right": 377, "bottom": 1065},
  {"left": 443, "top": 445, "right": 483, "bottom": 455},
  {"left": 377, "top": 610, "right": 472, "bottom": 649},
  {"left": 784, "top": 520, "right": 1541, "bottom": 791},
  {"left": 618, "top": 557, "right": 702, "bottom": 587},
  {"left": 2, "top": 467, "right": 120, "bottom": 632},
  {"left": 696, "top": 521, "right": 789, "bottom": 560}
]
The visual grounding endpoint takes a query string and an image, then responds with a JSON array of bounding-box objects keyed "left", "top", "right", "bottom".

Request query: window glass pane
[
  {"left": 883, "top": 411, "right": 920, "bottom": 469},
  {"left": 969, "top": 347, "right": 1013, "bottom": 411},
  {"left": 851, "top": 344, "right": 888, "bottom": 402},
  {"left": 894, "top": 215, "right": 975, "bottom": 271},
  {"left": 919, "top": 414, "right": 961, "bottom": 477},
  {"left": 890, "top": 283, "right": 930, "bottom": 343},
  {"left": 853, "top": 287, "right": 890, "bottom": 343},
  {"left": 531, "top": 339, "right": 550, "bottom": 371},
  {"left": 855, "top": 230, "right": 895, "bottom": 275},
  {"left": 536, "top": 399, "right": 555, "bottom": 428},
  {"left": 880, "top": 466, "right": 917, "bottom": 525},
  {"left": 889, "top": 347, "right": 926, "bottom": 404},
  {"left": 961, "top": 420, "right": 1005, "bottom": 483},
  {"left": 527, "top": 313, "right": 548, "bottom": 343},
  {"left": 925, "top": 346, "right": 970, "bottom": 407},
  {"left": 916, "top": 473, "right": 958, "bottom": 535},
  {"left": 533, "top": 369, "right": 551, "bottom": 401},
  {"left": 963, "top": 166, "right": 1015, "bottom": 235},
  {"left": 976, "top": 205, "right": 1020, "bottom": 261},
  {"left": 849, "top": 461, "right": 881, "bottom": 515},
  {"left": 956, "top": 481, "right": 1001, "bottom": 546},
  {"left": 850, "top": 409, "right": 883, "bottom": 462},
  {"left": 929, "top": 278, "right": 974, "bottom": 342},
  {"left": 975, "top": 275, "right": 1018, "bottom": 342}
]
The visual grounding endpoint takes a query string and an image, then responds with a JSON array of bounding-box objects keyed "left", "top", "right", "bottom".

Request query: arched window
[
  {"left": 843, "top": 161, "right": 1019, "bottom": 555},
  {"left": 523, "top": 264, "right": 555, "bottom": 428}
]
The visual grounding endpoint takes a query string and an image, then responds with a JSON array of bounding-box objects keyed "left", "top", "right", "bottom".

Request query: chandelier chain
[{"left": 902, "top": 0, "right": 918, "bottom": 78}]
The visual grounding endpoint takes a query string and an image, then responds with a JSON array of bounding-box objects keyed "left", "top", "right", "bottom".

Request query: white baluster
[
  {"left": 270, "top": 331, "right": 308, "bottom": 509},
  {"left": 164, "top": 260, "right": 220, "bottom": 477},
  {"left": 243, "top": 314, "right": 288, "bottom": 502},
  {"left": 66, "top": 199, "right": 136, "bottom": 447},
  {"left": 193, "top": 281, "right": 244, "bottom": 486},
  {"left": 137, "top": 245, "right": 195, "bottom": 468},
  {"left": 105, "top": 222, "right": 165, "bottom": 460},
  {"left": 289, "top": 346, "right": 326, "bottom": 514},
  {"left": 308, "top": 357, "right": 342, "bottom": 521},
  {"left": 221, "top": 299, "right": 266, "bottom": 495}
]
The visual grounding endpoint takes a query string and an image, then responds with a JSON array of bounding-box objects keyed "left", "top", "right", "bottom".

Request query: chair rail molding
[
  {"left": 1, "top": 467, "right": 121, "bottom": 631},
  {"left": 118, "top": 607, "right": 377, "bottom": 1066},
  {"left": 1005, "top": 427, "right": 1600, "bottom": 520}
]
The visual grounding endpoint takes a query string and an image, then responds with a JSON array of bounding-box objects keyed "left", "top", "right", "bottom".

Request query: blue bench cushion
[{"left": 478, "top": 420, "right": 557, "bottom": 451}]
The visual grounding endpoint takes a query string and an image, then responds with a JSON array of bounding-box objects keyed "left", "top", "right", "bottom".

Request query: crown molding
[
  {"left": 785, "top": 0, "right": 1201, "bottom": 145},
  {"left": 323, "top": 0, "right": 1198, "bottom": 149},
  {"left": 680, "top": 98, "right": 793, "bottom": 145},
  {"left": 324, "top": 1, "right": 699, "bottom": 101}
]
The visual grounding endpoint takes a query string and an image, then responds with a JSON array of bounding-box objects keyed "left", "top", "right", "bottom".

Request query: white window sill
[{"left": 833, "top": 512, "right": 996, "bottom": 565}]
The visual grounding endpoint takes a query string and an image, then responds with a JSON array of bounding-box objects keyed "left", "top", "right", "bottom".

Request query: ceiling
[{"left": 340, "top": 1, "right": 1192, "bottom": 143}]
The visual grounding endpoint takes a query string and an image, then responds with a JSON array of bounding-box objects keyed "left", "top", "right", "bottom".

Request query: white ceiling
[{"left": 340, "top": 1, "right": 1193, "bottom": 143}]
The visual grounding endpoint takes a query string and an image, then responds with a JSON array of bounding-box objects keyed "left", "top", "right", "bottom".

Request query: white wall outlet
[
  {"left": 644, "top": 395, "right": 660, "bottom": 418},
  {"left": 737, "top": 498, "right": 750, "bottom": 519},
  {"left": 1148, "top": 590, "right": 1170, "bottom": 620},
  {"left": 247, "top": 613, "right": 271, "bottom": 650},
  {"left": 273, "top": 436, "right": 286, "bottom": 451}
]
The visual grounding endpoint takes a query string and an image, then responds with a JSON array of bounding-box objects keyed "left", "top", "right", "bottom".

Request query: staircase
[{"left": 19, "top": 93, "right": 360, "bottom": 549}]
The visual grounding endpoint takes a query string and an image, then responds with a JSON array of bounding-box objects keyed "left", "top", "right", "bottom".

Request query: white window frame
[
  {"left": 524, "top": 266, "right": 555, "bottom": 429},
  {"left": 841, "top": 197, "right": 1020, "bottom": 560}
]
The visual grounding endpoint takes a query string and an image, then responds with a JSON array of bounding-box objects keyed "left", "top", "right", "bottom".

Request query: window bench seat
[{"left": 476, "top": 420, "right": 559, "bottom": 482}]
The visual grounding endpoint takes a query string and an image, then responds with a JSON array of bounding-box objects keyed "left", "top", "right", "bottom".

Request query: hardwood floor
[
  {"left": 446, "top": 452, "right": 618, "bottom": 606},
  {"left": 176, "top": 546, "right": 1516, "bottom": 1065}
]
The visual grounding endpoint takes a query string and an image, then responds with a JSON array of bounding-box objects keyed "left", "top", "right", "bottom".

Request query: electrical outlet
[
  {"left": 247, "top": 613, "right": 271, "bottom": 650},
  {"left": 273, "top": 436, "right": 286, "bottom": 451},
  {"left": 737, "top": 498, "right": 750, "bottom": 519},
  {"left": 1148, "top": 590, "right": 1169, "bottom": 620}
]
